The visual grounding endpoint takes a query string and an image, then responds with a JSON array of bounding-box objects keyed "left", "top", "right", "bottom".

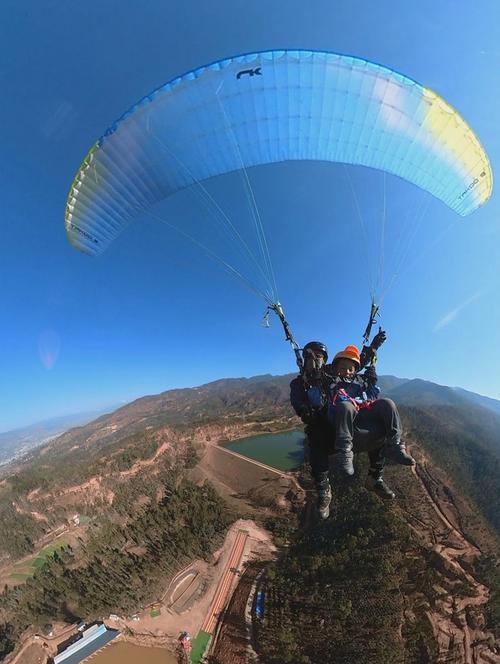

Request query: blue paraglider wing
[{"left": 65, "top": 49, "right": 492, "bottom": 255}]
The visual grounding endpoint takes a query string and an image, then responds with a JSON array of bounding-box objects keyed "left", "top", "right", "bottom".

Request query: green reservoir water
[{"left": 223, "top": 429, "right": 306, "bottom": 471}]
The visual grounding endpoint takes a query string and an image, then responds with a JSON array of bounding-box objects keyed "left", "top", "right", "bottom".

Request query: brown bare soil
[
  {"left": 389, "top": 442, "right": 500, "bottom": 664},
  {"left": 188, "top": 443, "right": 294, "bottom": 516},
  {"left": 116, "top": 440, "right": 172, "bottom": 479},
  {"left": 5, "top": 640, "right": 47, "bottom": 664},
  {"left": 4, "top": 622, "right": 77, "bottom": 664},
  {"left": 13, "top": 504, "right": 48, "bottom": 522}
]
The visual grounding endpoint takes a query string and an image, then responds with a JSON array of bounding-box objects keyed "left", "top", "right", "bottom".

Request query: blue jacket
[
  {"left": 326, "top": 376, "right": 379, "bottom": 420},
  {"left": 290, "top": 372, "right": 379, "bottom": 424}
]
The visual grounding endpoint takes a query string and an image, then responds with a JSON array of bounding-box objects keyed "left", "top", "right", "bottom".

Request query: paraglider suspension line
[{"left": 268, "top": 302, "right": 304, "bottom": 372}]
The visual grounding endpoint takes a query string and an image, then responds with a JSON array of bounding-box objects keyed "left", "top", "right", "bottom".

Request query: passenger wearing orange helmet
[{"left": 328, "top": 344, "right": 415, "bottom": 478}]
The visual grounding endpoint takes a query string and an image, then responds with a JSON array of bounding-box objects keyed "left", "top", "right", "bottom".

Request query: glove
[
  {"left": 360, "top": 345, "right": 375, "bottom": 368},
  {"left": 364, "top": 365, "right": 378, "bottom": 386},
  {"left": 298, "top": 406, "right": 313, "bottom": 424},
  {"left": 371, "top": 328, "right": 387, "bottom": 350}
]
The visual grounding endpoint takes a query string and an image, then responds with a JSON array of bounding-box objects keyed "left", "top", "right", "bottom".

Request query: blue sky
[{"left": 1, "top": 1, "right": 500, "bottom": 432}]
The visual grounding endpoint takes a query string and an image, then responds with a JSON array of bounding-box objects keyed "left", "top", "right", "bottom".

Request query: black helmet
[{"left": 302, "top": 341, "right": 328, "bottom": 362}]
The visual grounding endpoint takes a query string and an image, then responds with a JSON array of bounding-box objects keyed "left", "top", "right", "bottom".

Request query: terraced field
[{"left": 10, "top": 538, "right": 70, "bottom": 583}]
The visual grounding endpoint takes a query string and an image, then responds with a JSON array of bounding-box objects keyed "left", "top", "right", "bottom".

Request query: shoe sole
[
  {"left": 372, "top": 491, "right": 395, "bottom": 500},
  {"left": 317, "top": 498, "right": 332, "bottom": 520},
  {"left": 365, "top": 482, "right": 396, "bottom": 500},
  {"left": 384, "top": 458, "right": 416, "bottom": 467}
]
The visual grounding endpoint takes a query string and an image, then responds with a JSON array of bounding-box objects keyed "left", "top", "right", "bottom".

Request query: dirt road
[
  {"left": 201, "top": 530, "right": 248, "bottom": 634},
  {"left": 408, "top": 446, "right": 499, "bottom": 664}
]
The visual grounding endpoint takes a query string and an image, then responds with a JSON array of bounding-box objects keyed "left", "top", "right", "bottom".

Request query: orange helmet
[{"left": 332, "top": 345, "right": 361, "bottom": 369}]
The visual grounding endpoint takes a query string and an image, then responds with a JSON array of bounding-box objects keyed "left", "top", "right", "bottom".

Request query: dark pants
[
  {"left": 306, "top": 398, "right": 401, "bottom": 486},
  {"left": 306, "top": 422, "right": 384, "bottom": 485},
  {"left": 335, "top": 398, "right": 402, "bottom": 451}
]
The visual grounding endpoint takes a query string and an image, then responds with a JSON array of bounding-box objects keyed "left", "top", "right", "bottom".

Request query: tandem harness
[{"left": 330, "top": 387, "right": 376, "bottom": 412}]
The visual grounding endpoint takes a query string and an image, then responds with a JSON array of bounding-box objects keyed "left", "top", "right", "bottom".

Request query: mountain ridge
[{"left": 4, "top": 373, "right": 500, "bottom": 454}]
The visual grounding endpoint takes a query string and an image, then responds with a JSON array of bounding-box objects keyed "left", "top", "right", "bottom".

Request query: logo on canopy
[{"left": 236, "top": 67, "right": 262, "bottom": 80}]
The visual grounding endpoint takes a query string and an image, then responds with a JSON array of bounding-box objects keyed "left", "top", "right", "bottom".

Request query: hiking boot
[
  {"left": 384, "top": 442, "right": 415, "bottom": 466},
  {"left": 333, "top": 449, "right": 354, "bottom": 476},
  {"left": 317, "top": 483, "right": 332, "bottom": 519},
  {"left": 365, "top": 475, "right": 396, "bottom": 500}
]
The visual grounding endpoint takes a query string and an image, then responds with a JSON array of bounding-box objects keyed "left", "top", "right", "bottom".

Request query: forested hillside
[
  {"left": 0, "top": 476, "right": 232, "bottom": 659},
  {"left": 401, "top": 405, "right": 500, "bottom": 533},
  {"left": 0, "top": 373, "right": 499, "bottom": 663},
  {"left": 256, "top": 441, "right": 499, "bottom": 664},
  {"left": 257, "top": 482, "right": 418, "bottom": 664}
]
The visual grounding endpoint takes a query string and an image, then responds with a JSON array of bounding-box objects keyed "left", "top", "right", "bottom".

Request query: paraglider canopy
[{"left": 65, "top": 49, "right": 492, "bottom": 257}]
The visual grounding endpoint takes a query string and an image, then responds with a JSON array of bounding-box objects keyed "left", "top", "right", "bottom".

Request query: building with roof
[{"left": 51, "top": 623, "right": 119, "bottom": 664}]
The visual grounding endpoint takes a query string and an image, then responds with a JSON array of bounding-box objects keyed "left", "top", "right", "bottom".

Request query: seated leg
[
  {"left": 368, "top": 398, "right": 415, "bottom": 466},
  {"left": 333, "top": 401, "right": 357, "bottom": 476}
]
